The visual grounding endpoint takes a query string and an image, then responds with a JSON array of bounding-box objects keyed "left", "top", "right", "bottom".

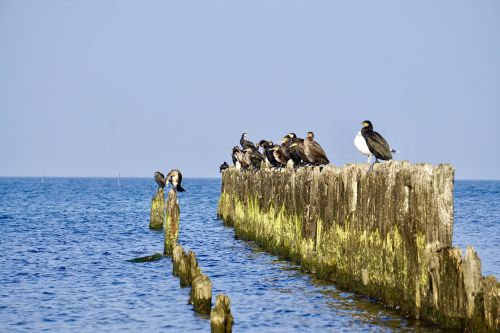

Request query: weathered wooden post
[
  {"left": 210, "top": 294, "right": 233, "bottom": 333},
  {"left": 218, "top": 164, "right": 500, "bottom": 331},
  {"left": 172, "top": 243, "right": 184, "bottom": 276},
  {"left": 149, "top": 188, "right": 165, "bottom": 230},
  {"left": 164, "top": 188, "right": 180, "bottom": 255},
  {"left": 191, "top": 273, "right": 213, "bottom": 315},
  {"left": 178, "top": 250, "right": 201, "bottom": 287}
]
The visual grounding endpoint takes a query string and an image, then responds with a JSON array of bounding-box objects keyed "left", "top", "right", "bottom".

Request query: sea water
[{"left": 0, "top": 178, "right": 498, "bottom": 332}]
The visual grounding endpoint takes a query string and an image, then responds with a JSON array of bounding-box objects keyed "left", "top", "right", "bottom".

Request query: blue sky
[{"left": 1, "top": 1, "right": 499, "bottom": 178}]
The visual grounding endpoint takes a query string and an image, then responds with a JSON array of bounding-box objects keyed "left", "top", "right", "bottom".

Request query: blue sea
[{"left": 0, "top": 178, "right": 498, "bottom": 332}]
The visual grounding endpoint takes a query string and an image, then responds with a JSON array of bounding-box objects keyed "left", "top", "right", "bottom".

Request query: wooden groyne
[
  {"left": 218, "top": 162, "right": 500, "bottom": 331},
  {"left": 157, "top": 187, "right": 233, "bottom": 331}
]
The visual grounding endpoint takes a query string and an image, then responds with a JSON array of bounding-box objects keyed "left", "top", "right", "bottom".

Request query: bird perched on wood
[
  {"left": 219, "top": 162, "right": 229, "bottom": 173},
  {"left": 232, "top": 146, "right": 248, "bottom": 171},
  {"left": 258, "top": 140, "right": 280, "bottom": 168},
  {"left": 231, "top": 146, "right": 240, "bottom": 167},
  {"left": 166, "top": 169, "right": 186, "bottom": 192},
  {"left": 270, "top": 144, "right": 290, "bottom": 168},
  {"left": 354, "top": 131, "right": 372, "bottom": 164},
  {"left": 244, "top": 148, "right": 264, "bottom": 171},
  {"left": 240, "top": 132, "right": 257, "bottom": 151},
  {"left": 360, "top": 120, "right": 395, "bottom": 170},
  {"left": 285, "top": 133, "right": 307, "bottom": 167},
  {"left": 304, "top": 131, "right": 330, "bottom": 165},
  {"left": 154, "top": 171, "right": 166, "bottom": 188}
]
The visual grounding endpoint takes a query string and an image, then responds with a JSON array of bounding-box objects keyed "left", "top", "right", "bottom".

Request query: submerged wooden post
[
  {"left": 149, "top": 188, "right": 165, "bottom": 230},
  {"left": 191, "top": 273, "right": 213, "bottom": 315},
  {"left": 164, "top": 188, "right": 180, "bottom": 255},
  {"left": 210, "top": 294, "right": 233, "bottom": 333}
]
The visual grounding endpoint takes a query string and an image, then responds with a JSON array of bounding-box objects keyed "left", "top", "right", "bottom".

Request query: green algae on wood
[
  {"left": 164, "top": 188, "right": 180, "bottom": 255},
  {"left": 126, "top": 253, "right": 164, "bottom": 263},
  {"left": 191, "top": 273, "right": 213, "bottom": 315},
  {"left": 149, "top": 188, "right": 165, "bottom": 230},
  {"left": 210, "top": 294, "right": 233, "bottom": 333},
  {"left": 218, "top": 163, "right": 500, "bottom": 332}
]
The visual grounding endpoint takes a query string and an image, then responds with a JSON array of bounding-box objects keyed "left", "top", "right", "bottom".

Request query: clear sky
[{"left": 1, "top": 1, "right": 499, "bottom": 179}]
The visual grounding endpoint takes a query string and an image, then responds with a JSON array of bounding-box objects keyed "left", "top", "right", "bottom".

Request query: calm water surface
[{"left": 0, "top": 178, "right": 498, "bottom": 332}]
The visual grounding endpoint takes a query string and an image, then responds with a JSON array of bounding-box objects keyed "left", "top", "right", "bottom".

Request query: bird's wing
[
  {"left": 311, "top": 141, "right": 330, "bottom": 163},
  {"left": 246, "top": 140, "right": 257, "bottom": 150},
  {"left": 155, "top": 173, "right": 166, "bottom": 186},
  {"left": 365, "top": 131, "right": 392, "bottom": 159},
  {"left": 279, "top": 145, "right": 290, "bottom": 160}
]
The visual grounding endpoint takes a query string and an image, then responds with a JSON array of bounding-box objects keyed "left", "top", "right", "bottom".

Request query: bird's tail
[
  {"left": 176, "top": 184, "right": 186, "bottom": 192},
  {"left": 391, "top": 148, "right": 398, "bottom": 154}
]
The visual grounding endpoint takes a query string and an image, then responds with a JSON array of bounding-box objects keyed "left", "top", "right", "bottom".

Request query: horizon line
[{"left": 0, "top": 175, "right": 499, "bottom": 181}]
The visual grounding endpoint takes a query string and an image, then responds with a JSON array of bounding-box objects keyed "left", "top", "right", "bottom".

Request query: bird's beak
[{"left": 290, "top": 143, "right": 298, "bottom": 147}]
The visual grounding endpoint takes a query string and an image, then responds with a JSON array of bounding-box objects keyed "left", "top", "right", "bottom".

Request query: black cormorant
[
  {"left": 304, "top": 131, "right": 330, "bottom": 165},
  {"left": 219, "top": 162, "right": 229, "bottom": 173},
  {"left": 360, "top": 120, "right": 393, "bottom": 166},
  {"left": 258, "top": 140, "right": 280, "bottom": 168},
  {"left": 166, "top": 169, "right": 186, "bottom": 192},
  {"left": 354, "top": 131, "right": 372, "bottom": 163},
  {"left": 285, "top": 133, "right": 308, "bottom": 167},
  {"left": 240, "top": 132, "right": 257, "bottom": 151},
  {"left": 270, "top": 144, "right": 290, "bottom": 167},
  {"left": 154, "top": 171, "right": 166, "bottom": 188},
  {"left": 232, "top": 146, "right": 249, "bottom": 171},
  {"left": 231, "top": 146, "right": 240, "bottom": 167},
  {"left": 244, "top": 148, "right": 264, "bottom": 171}
]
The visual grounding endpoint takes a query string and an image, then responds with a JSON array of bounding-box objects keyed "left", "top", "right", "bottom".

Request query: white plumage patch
[{"left": 354, "top": 132, "right": 370, "bottom": 156}]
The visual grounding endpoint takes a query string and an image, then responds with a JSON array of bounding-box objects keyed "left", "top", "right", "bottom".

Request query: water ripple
[{"left": 0, "top": 178, "right": 497, "bottom": 332}]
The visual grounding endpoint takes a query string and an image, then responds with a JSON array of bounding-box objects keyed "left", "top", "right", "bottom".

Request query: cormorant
[
  {"left": 258, "top": 140, "right": 280, "bottom": 168},
  {"left": 354, "top": 132, "right": 372, "bottom": 163},
  {"left": 219, "top": 162, "right": 229, "bottom": 173},
  {"left": 240, "top": 132, "right": 257, "bottom": 151},
  {"left": 232, "top": 146, "right": 249, "bottom": 171},
  {"left": 231, "top": 146, "right": 240, "bottom": 167},
  {"left": 244, "top": 148, "right": 264, "bottom": 171},
  {"left": 360, "top": 120, "right": 393, "bottom": 166},
  {"left": 284, "top": 133, "right": 308, "bottom": 167},
  {"left": 154, "top": 171, "right": 166, "bottom": 188},
  {"left": 166, "top": 169, "right": 186, "bottom": 192},
  {"left": 304, "top": 131, "right": 330, "bottom": 165},
  {"left": 270, "top": 144, "right": 290, "bottom": 167}
]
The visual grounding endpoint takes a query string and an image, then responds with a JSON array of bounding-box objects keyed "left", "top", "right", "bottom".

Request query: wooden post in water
[
  {"left": 210, "top": 294, "right": 234, "bottom": 333},
  {"left": 178, "top": 250, "right": 201, "bottom": 287},
  {"left": 191, "top": 273, "right": 213, "bottom": 315},
  {"left": 172, "top": 243, "right": 184, "bottom": 276},
  {"left": 149, "top": 188, "right": 165, "bottom": 230},
  {"left": 164, "top": 188, "right": 180, "bottom": 255}
]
